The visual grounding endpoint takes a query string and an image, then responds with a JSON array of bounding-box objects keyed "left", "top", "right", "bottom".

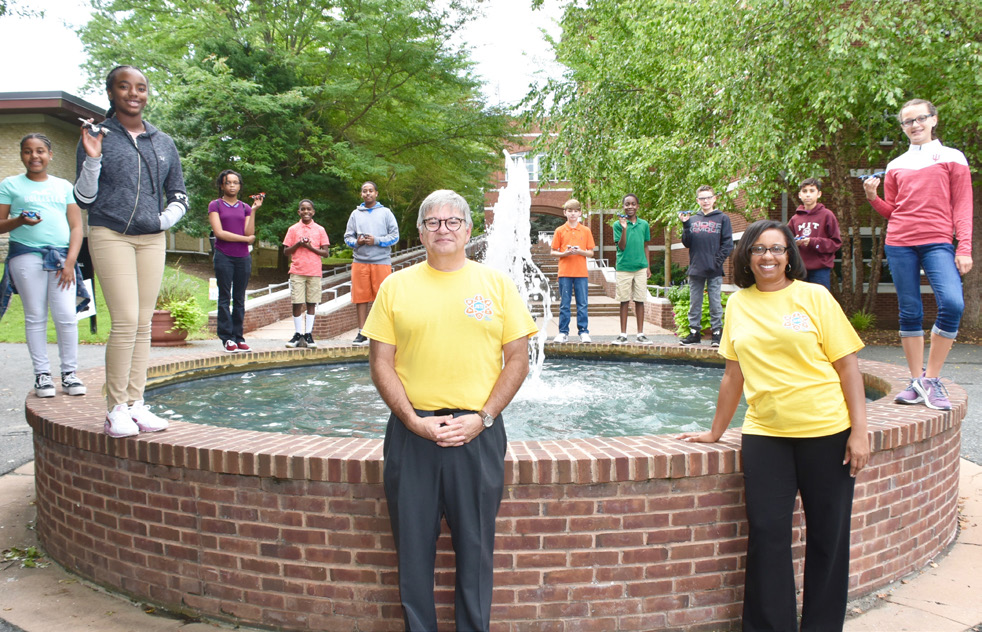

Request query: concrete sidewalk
[{"left": 0, "top": 460, "right": 978, "bottom": 631}]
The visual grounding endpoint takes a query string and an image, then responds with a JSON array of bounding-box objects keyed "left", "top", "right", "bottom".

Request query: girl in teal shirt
[{"left": 0, "top": 133, "right": 86, "bottom": 398}]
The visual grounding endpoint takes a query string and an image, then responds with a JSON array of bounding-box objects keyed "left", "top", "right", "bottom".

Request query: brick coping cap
[{"left": 25, "top": 344, "right": 965, "bottom": 484}]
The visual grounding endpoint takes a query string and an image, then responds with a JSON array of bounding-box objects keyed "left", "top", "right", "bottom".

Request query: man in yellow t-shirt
[{"left": 362, "top": 189, "right": 538, "bottom": 632}]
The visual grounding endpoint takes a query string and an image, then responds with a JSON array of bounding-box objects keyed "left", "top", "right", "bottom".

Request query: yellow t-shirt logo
[
  {"left": 782, "top": 311, "right": 813, "bottom": 332},
  {"left": 465, "top": 294, "right": 495, "bottom": 321}
]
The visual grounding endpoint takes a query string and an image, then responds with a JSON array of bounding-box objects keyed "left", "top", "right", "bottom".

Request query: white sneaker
[
  {"left": 105, "top": 404, "right": 139, "bottom": 438},
  {"left": 553, "top": 333, "right": 568, "bottom": 343},
  {"left": 130, "top": 400, "right": 169, "bottom": 433},
  {"left": 636, "top": 333, "right": 651, "bottom": 344},
  {"left": 579, "top": 333, "right": 592, "bottom": 343}
]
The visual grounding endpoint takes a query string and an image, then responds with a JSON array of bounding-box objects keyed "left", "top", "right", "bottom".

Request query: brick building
[
  {"left": 0, "top": 91, "right": 216, "bottom": 258},
  {"left": 0, "top": 92, "right": 104, "bottom": 258}
]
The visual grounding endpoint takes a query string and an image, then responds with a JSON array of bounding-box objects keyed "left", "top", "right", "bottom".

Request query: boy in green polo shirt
[{"left": 611, "top": 193, "right": 652, "bottom": 345}]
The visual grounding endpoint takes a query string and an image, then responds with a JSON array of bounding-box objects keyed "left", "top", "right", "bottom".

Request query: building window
[{"left": 507, "top": 152, "right": 554, "bottom": 182}]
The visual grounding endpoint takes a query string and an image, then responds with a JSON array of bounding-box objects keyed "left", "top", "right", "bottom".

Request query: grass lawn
[
  {"left": 0, "top": 263, "right": 216, "bottom": 344},
  {"left": 321, "top": 256, "right": 353, "bottom": 265}
]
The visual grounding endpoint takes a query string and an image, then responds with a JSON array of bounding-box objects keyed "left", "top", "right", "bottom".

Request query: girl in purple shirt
[{"left": 208, "top": 170, "right": 262, "bottom": 352}]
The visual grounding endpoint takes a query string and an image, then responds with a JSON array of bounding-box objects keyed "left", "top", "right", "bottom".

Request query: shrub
[
  {"left": 668, "top": 284, "right": 729, "bottom": 337},
  {"left": 156, "top": 267, "right": 206, "bottom": 334},
  {"left": 329, "top": 245, "right": 353, "bottom": 260},
  {"left": 649, "top": 262, "right": 688, "bottom": 287},
  {"left": 849, "top": 309, "right": 877, "bottom": 332}
]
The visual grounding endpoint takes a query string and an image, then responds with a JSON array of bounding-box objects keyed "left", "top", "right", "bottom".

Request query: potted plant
[{"left": 152, "top": 267, "right": 206, "bottom": 346}]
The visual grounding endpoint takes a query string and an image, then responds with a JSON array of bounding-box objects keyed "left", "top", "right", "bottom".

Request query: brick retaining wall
[{"left": 26, "top": 346, "right": 963, "bottom": 631}]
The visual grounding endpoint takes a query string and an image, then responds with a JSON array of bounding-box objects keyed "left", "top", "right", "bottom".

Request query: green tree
[
  {"left": 79, "top": 0, "right": 508, "bottom": 247},
  {"left": 530, "top": 0, "right": 981, "bottom": 322}
]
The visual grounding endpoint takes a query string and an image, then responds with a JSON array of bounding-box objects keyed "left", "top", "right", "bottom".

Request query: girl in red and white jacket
[{"left": 864, "top": 98, "right": 972, "bottom": 411}]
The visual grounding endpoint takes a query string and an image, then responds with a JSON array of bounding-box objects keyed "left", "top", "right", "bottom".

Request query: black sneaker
[
  {"left": 711, "top": 330, "right": 722, "bottom": 347},
  {"left": 680, "top": 330, "right": 701, "bottom": 346},
  {"left": 352, "top": 332, "right": 369, "bottom": 347},
  {"left": 61, "top": 371, "right": 87, "bottom": 396},
  {"left": 304, "top": 333, "right": 317, "bottom": 348},
  {"left": 34, "top": 373, "right": 55, "bottom": 398},
  {"left": 286, "top": 332, "right": 306, "bottom": 348}
]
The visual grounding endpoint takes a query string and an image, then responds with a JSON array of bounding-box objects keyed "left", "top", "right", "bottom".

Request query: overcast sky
[{"left": 0, "top": 0, "right": 565, "bottom": 111}]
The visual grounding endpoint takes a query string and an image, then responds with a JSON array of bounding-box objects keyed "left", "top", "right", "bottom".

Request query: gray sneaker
[
  {"left": 61, "top": 372, "right": 87, "bottom": 396},
  {"left": 635, "top": 333, "right": 651, "bottom": 344},
  {"left": 613, "top": 334, "right": 628, "bottom": 346},
  {"left": 34, "top": 373, "right": 55, "bottom": 398}
]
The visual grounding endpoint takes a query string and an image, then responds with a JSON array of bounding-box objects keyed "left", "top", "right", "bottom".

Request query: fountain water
[{"left": 481, "top": 151, "right": 552, "bottom": 380}]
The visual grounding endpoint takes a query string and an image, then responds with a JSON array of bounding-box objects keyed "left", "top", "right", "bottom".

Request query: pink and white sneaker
[
  {"left": 105, "top": 404, "right": 139, "bottom": 438},
  {"left": 130, "top": 400, "right": 169, "bottom": 432}
]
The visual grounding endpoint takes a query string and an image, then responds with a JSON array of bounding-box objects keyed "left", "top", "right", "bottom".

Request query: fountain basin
[{"left": 27, "top": 344, "right": 963, "bottom": 631}]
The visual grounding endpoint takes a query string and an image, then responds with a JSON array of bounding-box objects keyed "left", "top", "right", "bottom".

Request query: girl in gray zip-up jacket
[{"left": 74, "top": 65, "right": 188, "bottom": 438}]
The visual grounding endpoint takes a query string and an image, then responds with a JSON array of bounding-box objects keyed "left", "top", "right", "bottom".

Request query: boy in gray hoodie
[{"left": 344, "top": 181, "right": 399, "bottom": 346}]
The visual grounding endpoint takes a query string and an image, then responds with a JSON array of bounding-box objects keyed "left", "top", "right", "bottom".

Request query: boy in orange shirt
[
  {"left": 550, "top": 199, "right": 596, "bottom": 343},
  {"left": 282, "top": 199, "right": 330, "bottom": 348}
]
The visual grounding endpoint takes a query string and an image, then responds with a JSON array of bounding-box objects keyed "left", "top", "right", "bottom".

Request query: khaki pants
[{"left": 88, "top": 226, "right": 166, "bottom": 409}]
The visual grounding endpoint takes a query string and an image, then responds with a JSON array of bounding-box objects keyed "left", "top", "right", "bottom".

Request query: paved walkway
[{"left": 1, "top": 312, "right": 980, "bottom": 631}]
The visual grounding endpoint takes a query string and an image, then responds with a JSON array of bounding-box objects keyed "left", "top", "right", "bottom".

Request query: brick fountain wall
[{"left": 26, "top": 345, "right": 963, "bottom": 631}]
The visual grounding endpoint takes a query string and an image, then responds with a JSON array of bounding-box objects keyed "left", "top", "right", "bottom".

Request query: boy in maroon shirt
[{"left": 788, "top": 178, "right": 841, "bottom": 290}]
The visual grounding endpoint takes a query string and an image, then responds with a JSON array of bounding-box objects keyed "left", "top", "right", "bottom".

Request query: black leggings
[{"left": 742, "top": 429, "right": 855, "bottom": 632}]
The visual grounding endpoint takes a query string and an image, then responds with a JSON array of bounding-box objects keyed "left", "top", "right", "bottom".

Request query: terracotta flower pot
[{"left": 151, "top": 310, "right": 189, "bottom": 347}]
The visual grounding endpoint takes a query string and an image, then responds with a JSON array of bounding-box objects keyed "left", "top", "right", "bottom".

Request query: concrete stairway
[{"left": 529, "top": 243, "right": 619, "bottom": 317}]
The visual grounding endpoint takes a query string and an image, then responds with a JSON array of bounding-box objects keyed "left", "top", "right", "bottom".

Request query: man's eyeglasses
[
  {"left": 421, "top": 217, "right": 466, "bottom": 232},
  {"left": 696, "top": 196, "right": 716, "bottom": 201},
  {"left": 750, "top": 245, "right": 788, "bottom": 256},
  {"left": 900, "top": 114, "right": 933, "bottom": 128}
]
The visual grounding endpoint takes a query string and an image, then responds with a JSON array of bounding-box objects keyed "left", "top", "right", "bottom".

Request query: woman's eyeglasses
[{"left": 750, "top": 245, "right": 788, "bottom": 256}]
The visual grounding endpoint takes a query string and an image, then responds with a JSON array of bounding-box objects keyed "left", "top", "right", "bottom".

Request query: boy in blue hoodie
[
  {"left": 344, "top": 181, "right": 399, "bottom": 346},
  {"left": 679, "top": 185, "right": 733, "bottom": 347}
]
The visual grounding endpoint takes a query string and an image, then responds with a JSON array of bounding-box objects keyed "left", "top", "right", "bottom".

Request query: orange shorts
[{"left": 351, "top": 262, "right": 392, "bottom": 304}]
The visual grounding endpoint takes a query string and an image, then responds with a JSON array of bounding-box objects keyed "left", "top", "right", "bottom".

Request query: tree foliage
[
  {"left": 530, "top": 0, "right": 981, "bottom": 321},
  {"left": 78, "top": 0, "right": 509, "bottom": 245}
]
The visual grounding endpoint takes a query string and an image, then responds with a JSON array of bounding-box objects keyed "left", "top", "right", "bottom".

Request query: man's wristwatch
[{"left": 479, "top": 410, "right": 495, "bottom": 428}]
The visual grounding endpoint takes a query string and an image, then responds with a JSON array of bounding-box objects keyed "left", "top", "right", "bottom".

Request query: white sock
[
  {"left": 305, "top": 314, "right": 315, "bottom": 334},
  {"left": 621, "top": 332, "right": 628, "bottom": 336},
  {"left": 293, "top": 315, "right": 304, "bottom": 334}
]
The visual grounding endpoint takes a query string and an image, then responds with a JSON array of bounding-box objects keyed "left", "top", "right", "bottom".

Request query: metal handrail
[{"left": 243, "top": 236, "right": 487, "bottom": 300}]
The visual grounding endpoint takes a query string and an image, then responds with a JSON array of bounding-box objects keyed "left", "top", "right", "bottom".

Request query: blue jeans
[
  {"left": 688, "top": 275, "right": 723, "bottom": 332},
  {"left": 884, "top": 243, "right": 963, "bottom": 339},
  {"left": 558, "top": 276, "right": 589, "bottom": 335},
  {"left": 214, "top": 250, "right": 252, "bottom": 343},
  {"left": 805, "top": 268, "right": 831, "bottom": 290}
]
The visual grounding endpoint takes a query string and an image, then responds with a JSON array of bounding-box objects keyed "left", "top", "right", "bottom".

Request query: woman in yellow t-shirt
[{"left": 678, "top": 219, "right": 870, "bottom": 631}]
